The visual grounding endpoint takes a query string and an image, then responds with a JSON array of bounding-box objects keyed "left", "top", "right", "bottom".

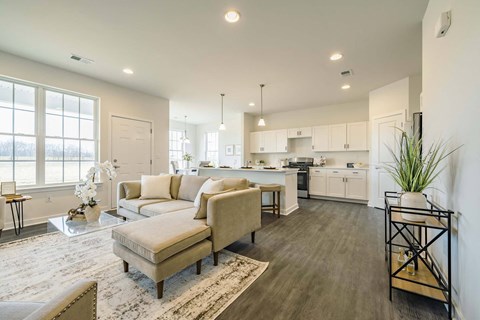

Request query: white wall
[
  {"left": 0, "top": 51, "right": 169, "bottom": 228},
  {"left": 195, "top": 114, "right": 243, "bottom": 167},
  {"left": 423, "top": 1, "right": 480, "bottom": 319},
  {"left": 249, "top": 100, "right": 370, "bottom": 167}
]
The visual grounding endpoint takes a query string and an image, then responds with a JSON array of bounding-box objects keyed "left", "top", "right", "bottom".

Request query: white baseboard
[
  {"left": 281, "top": 203, "right": 299, "bottom": 215},
  {"left": 3, "top": 212, "right": 65, "bottom": 231}
]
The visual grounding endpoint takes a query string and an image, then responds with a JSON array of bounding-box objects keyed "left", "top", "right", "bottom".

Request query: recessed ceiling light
[
  {"left": 249, "top": 102, "right": 255, "bottom": 106},
  {"left": 330, "top": 53, "right": 343, "bottom": 61},
  {"left": 225, "top": 10, "right": 240, "bottom": 23},
  {"left": 123, "top": 68, "right": 134, "bottom": 75},
  {"left": 341, "top": 84, "right": 351, "bottom": 90}
]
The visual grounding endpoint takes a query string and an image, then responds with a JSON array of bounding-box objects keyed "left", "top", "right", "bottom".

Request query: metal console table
[{"left": 384, "top": 191, "right": 453, "bottom": 319}]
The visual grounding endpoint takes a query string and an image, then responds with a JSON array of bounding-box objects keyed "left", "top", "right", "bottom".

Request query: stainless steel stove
[{"left": 285, "top": 157, "right": 313, "bottom": 198}]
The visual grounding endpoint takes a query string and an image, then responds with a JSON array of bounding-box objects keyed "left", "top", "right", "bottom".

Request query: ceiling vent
[
  {"left": 70, "top": 54, "right": 94, "bottom": 64},
  {"left": 340, "top": 69, "right": 353, "bottom": 77}
]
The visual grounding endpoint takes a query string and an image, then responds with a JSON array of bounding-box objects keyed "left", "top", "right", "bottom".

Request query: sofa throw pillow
[
  {"left": 178, "top": 175, "right": 210, "bottom": 201},
  {"left": 123, "top": 181, "right": 141, "bottom": 200},
  {"left": 194, "top": 189, "right": 233, "bottom": 219},
  {"left": 193, "top": 179, "right": 224, "bottom": 208},
  {"left": 139, "top": 175, "right": 172, "bottom": 199}
]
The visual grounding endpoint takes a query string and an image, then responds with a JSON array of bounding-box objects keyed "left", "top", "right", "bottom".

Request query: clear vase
[{"left": 84, "top": 205, "right": 101, "bottom": 222}]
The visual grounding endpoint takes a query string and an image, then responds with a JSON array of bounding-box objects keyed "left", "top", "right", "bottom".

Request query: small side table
[{"left": 6, "top": 195, "right": 32, "bottom": 235}]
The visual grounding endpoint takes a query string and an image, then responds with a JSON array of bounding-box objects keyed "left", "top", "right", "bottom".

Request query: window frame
[
  {"left": 0, "top": 76, "right": 99, "bottom": 190},
  {"left": 204, "top": 131, "right": 219, "bottom": 164},
  {"left": 168, "top": 130, "right": 185, "bottom": 172}
]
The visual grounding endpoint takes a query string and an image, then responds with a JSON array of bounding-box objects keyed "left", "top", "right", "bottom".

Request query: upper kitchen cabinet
[
  {"left": 327, "top": 121, "right": 369, "bottom": 151},
  {"left": 250, "top": 129, "right": 288, "bottom": 153},
  {"left": 311, "top": 125, "right": 329, "bottom": 152},
  {"left": 287, "top": 127, "right": 312, "bottom": 138},
  {"left": 328, "top": 124, "right": 347, "bottom": 151},
  {"left": 346, "top": 121, "right": 368, "bottom": 151}
]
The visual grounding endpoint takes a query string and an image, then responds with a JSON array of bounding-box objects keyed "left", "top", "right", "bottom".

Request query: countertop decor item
[
  {"left": 384, "top": 130, "right": 460, "bottom": 222},
  {"left": 182, "top": 153, "right": 194, "bottom": 169},
  {"left": 69, "top": 161, "right": 117, "bottom": 222}
]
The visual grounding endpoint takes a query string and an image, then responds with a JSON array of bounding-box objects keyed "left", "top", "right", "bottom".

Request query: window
[
  {"left": 169, "top": 130, "right": 184, "bottom": 172},
  {"left": 205, "top": 132, "right": 219, "bottom": 164},
  {"left": 0, "top": 77, "right": 98, "bottom": 188}
]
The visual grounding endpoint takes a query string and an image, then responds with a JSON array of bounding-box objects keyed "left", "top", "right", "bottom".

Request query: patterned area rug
[{"left": 0, "top": 228, "right": 268, "bottom": 319}]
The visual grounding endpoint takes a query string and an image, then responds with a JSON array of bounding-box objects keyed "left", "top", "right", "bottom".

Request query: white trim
[
  {"left": 17, "top": 182, "right": 103, "bottom": 194},
  {"left": 371, "top": 109, "right": 407, "bottom": 121},
  {"left": 281, "top": 203, "right": 299, "bottom": 215}
]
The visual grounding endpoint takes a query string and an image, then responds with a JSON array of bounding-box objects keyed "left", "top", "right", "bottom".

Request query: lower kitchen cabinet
[
  {"left": 309, "top": 168, "right": 327, "bottom": 196},
  {"left": 309, "top": 168, "right": 367, "bottom": 201}
]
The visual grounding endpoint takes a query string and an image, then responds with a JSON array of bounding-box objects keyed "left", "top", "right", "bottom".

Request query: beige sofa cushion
[
  {"left": 122, "top": 181, "right": 141, "bottom": 200},
  {"left": 140, "top": 175, "right": 172, "bottom": 199},
  {"left": 193, "top": 179, "right": 224, "bottom": 207},
  {"left": 112, "top": 209, "right": 210, "bottom": 264},
  {"left": 177, "top": 175, "right": 209, "bottom": 201},
  {"left": 194, "top": 189, "right": 233, "bottom": 219},
  {"left": 139, "top": 200, "right": 195, "bottom": 217},
  {"left": 118, "top": 198, "right": 170, "bottom": 214},
  {"left": 170, "top": 174, "right": 183, "bottom": 199},
  {"left": 211, "top": 177, "right": 249, "bottom": 191}
]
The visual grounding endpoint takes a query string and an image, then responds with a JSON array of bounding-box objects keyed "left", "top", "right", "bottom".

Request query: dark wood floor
[{"left": 0, "top": 199, "right": 447, "bottom": 319}]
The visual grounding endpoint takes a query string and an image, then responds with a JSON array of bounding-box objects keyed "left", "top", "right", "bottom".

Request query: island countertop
[{"left": 197, "top": 167, "right": 299, "bottom": 174}]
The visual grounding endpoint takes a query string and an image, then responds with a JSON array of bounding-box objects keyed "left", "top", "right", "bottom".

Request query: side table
[{"left": 6, "top": 195, "right": 32, "bottom": 235}]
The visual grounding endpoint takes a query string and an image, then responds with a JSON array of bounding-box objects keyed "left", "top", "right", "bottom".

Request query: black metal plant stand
[{"left": 384, "top": 191, "right": 453, "bottom": 319}]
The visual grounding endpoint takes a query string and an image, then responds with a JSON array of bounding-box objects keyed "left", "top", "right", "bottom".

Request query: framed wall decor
[
  {"left": 234, "top": 144, "right": 242, "bottom": 156},
  {"left": 225, "top": 144, "right": 234, "bottom": 156},
  {"left": 1, "top": 181, "right": 16, "bottom": 196}
]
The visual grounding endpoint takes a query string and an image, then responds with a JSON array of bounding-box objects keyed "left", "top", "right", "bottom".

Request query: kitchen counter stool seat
[{"left": 255, "top": 183, "right": 281, "bottom": 218}]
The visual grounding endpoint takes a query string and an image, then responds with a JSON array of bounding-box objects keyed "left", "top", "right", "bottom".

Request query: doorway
[
  {"left": 371, "top": 110, "right": 405, "bottom": 208},
  {"left": 110, "top": 115, "right": 152, "bottom": 208}
]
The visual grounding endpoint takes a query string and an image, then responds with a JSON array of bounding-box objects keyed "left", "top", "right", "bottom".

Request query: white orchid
[{"left": 74, "top": 161, "right": 117, "bottom": 206}]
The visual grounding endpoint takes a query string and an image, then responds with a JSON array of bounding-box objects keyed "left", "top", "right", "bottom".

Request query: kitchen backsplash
[{"left": 250, "top": 138, "right": 369, "bottom": 167}]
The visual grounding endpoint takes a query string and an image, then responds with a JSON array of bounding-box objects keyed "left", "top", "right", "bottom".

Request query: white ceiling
[{"left": 0, "top": 0, "right": 428, "bottom": 124}]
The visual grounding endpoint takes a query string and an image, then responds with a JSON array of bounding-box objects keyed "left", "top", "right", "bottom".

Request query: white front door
[
  {"left": 371, "top": 111, "right": 405, "bottom": 208},
  {"left": 110, "top": 116, "right": 152, "bottom": 208}
]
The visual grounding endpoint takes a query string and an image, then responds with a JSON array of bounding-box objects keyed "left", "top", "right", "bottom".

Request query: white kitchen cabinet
[
  {"left": 288, "top": 127, "right": 312, "bottom": 138},
  {"left": 250, "top": 130, "right": 288, "bottom": 153},
  {"left": 346, "top": 122, "right": 368, "bottom": 151},
  {"left": 275, "top": 129, "right": 288, "bottom": 153},
  {"left": 345, "top": 170, "right": 367, "bottom": 200},
  {"left": 324, "top": 169, "right": 367, "bottom": 200},
  {"left": 309, "top": 168, "right": 327, "bottom": 196},
  {"left": 327, "top": 122, "right": 368, "bottom": 151},
  {"left": 311, "top": 125, "right": 329, "bottom": 151},
  {"left": 328, "top": 124, "right": 347, "bottom": 151}
]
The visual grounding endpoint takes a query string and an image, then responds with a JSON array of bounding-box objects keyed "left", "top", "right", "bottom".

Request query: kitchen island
[{"left": 198, "top": 167, "right": 299, "bottom": 215}]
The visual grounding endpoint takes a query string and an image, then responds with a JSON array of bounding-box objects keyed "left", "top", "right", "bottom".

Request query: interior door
[
  {"left": 111, "top": 116, "right": 152, "bottom": 208},
  {"left": 371, "top": 111, "right": 405, "bottom": 208}
]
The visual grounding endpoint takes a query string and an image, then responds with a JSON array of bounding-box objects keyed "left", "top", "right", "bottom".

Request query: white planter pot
[
  {"left": 84, "top": 205, "right": 101, "bottom": 222},
  {"left": 400, "top": 192, "right": 428, "bottom": 222}
]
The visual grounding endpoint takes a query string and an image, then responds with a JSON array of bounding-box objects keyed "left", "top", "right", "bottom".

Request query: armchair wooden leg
[
  {"left": 157, "top": 281, "right": 164, "bottom": 299},
  {"left": 277, "top": 191, "right": 281, "bottom": 218},
  {"left": 251, "top": 231, "right": 256, "bottom": 243},
  {"left": 123, "top": 261, "right": 129, "bottom": 273},
  {"left": 213, "top": 251, "right": 219, "bottom": 266},
  {"left": 196, "top": 259, "right": 202, "bottom": 275}
]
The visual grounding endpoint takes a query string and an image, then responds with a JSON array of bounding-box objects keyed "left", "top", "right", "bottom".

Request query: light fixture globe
[
  {"left": 258, "top": 118, "right": 266, "bottom": 126},
  {"left": 182, "top": 115, "right": 190, "bottom": 144}
]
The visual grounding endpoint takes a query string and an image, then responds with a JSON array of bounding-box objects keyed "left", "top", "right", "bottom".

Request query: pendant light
[
  {"left": 182, "top": 115, "right": 190, "bottom": 144},
  {"left": 258, "top": 84, "right": 266, "bottom": 126},
  {"left": 219, "top": 93, "right": 226, "bottom": 131}
]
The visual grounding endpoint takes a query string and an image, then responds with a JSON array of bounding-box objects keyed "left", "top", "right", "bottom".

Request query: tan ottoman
[{"left": 112, "top": 212, "right": 212, "bottom": 298}]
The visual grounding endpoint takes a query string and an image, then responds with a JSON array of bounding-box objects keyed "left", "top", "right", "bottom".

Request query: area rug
[{"left": 0, "top": 229, "right": 268, "bottom": 319}]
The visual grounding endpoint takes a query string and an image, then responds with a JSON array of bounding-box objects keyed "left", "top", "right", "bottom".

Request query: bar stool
[{"left": 255, "top": 184, "right": 281, "bottom": 218}]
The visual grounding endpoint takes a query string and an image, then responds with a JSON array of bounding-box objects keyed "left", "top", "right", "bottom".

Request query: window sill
[{"left": 17, "top": 182, "right": 104, "bottom": 194}]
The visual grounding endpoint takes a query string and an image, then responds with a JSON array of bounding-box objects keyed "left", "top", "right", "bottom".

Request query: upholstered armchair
[
  {"left": 0, "top": 196, "right": 5, "bottom": 237},
  {"left": 0, "top": 280, "right": 98, "bottom": 320}
]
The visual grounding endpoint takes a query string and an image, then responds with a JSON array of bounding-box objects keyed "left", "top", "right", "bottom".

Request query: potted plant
[
  {"left": 182, "top": 153, "right": 193, "bottom": 169},
  {"left": 384, "top": 130, "right": 459, "bottom": 222}
]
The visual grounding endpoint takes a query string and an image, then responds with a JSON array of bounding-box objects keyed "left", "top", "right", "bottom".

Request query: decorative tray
[
  {"left": 240, "top": 167, "right": 253, "bottom": 169},
  {"left": 219, "top": 166, "right": 231, "bottom": 168},
  {"left": 263, "top": 167, "right": 277, "bottom": 170}
]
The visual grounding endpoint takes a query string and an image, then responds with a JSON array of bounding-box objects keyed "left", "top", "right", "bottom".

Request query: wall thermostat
[{"left": 435, "top": 11, "right": 451, "bottom": 38}]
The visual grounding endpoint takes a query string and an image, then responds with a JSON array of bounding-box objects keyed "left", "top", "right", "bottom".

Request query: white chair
[
  {"left": 0, "top": 196, "right": 5, "bottom": 238},
  {"left": 170, "top": 161, "right": 179, "bottom": 174}
]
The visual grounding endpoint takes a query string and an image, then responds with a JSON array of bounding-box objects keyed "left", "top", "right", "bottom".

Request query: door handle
[{"left": 113, "top": 165, "right": 120, "bottom": 169}]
